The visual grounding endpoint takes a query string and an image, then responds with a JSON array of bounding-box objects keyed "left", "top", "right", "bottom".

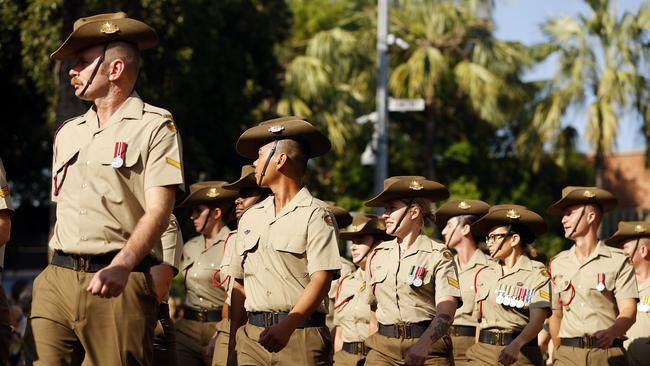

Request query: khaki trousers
[
  {"left": 553, "top": 345, "right": 627, "bottom": 366},
  {"left": 466, "top": 342, "right": 543, "bottom": 366},
  {"left": 30, "top": 265, "right": 158, "bottom": 366},
  {"left": 153, "top": 315, "right": 178, "bottom": 366},
  {"left": 212, "top": 318, "right": 231, "bottom": 366},
  {"left": 236, "top": 323, "right": 333, "bottom": 366},
  {"left": 0, "top": 286, "right": 10, "bottom": 365},
  {"left": 451, "top": 335, "right": 474, "bottom": 365},
  {"left": 363, "top": 332, "right": 453, "bottom": 366},
  {"left": 175, "top": 317, "right": 220, "bottom": 366},
  {"left": 333, "top": 349, "right": 366, "bottom": 366}
]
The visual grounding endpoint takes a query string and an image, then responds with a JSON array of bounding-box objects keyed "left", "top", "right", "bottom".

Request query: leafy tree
[{"left": 530, "top": 0, "right": 650, "bottom": 186}]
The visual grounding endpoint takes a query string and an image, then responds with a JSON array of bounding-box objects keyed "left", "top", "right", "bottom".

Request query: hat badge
[
  {"left": 351, "top": 223, "right": 363, "bottom": 232},
  {"left": 205, "top": 188, "right": 219, "bottom": 198},
  {"left": 377, "top": 221, "right": 386, "bottom": 230},
  {"left": 100, "top": 21, "right": 120, "bottom": 35},
  {"left": 409, "top": 180, "right": 424, "bottom": 191},
  {"left": 267, "top": 125, "right": 285, "bottom": 134},
  {"left": 583, "top": 190, "right": 596, "bottom": 199},
  {"left": 506, "top": 209, "right": 521, "bottom": 220},
  {"left": 458, "top": 201, "right": 471, "bottom": 210},
  {"left": 634, "top": 224, "right": 646, "bottom": 233}
]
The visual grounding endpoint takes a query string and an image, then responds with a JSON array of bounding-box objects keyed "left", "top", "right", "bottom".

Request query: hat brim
[
  {"left": 547, "top": 197, "right": 617, "bottom": 215},
  {"left": 604, "top": 233, "right": 648, "bottom": 247},
  {"left": 471, "top": 215, "right": 547, "bottom": 239},
  {"left": 364, "top": 188, "right": 449, "bottom": 207},
  {"left": 340, "top": 229, "right": 394, "bottom": 242},
  {"left": 222, "top": 174, "right": 260, "bottom": 191},
  {"left": 236, "top": 123, "right": 331, "bottom": 159},
  {"left": 51, "top": 18, "right": 158, "bottom": 60},
  {"left": 177, "top": 189, "right": 238, "bottom": 208}
]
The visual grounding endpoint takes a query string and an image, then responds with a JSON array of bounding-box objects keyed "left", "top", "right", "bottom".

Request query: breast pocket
[
  {"left": 272, "top": 234, "right": 309, "bottom": 279},
  {"left": 94, "top": 144, "right": 142, "bottom": 203}
]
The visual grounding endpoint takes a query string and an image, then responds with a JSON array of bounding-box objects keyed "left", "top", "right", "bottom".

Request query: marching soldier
[
  {"left": 333, "top": 213, "right": 392, "bottom": 366},
  {"left": 468, "top": 205, "right": 551, "bottom": 366},
  {"left": 363, "top": 176, "right": 461, "bottom": 365},
  {"left": 325, "top": 202, "right": 357, "bottom": 330},
  {"left": 547, "top": 187, "right": 637, "bottom": 366},
  {"left": 31, "top": 12, "right": 184, "bottom": 365},
  {"left": 605, "top": 221, "right": 650, "bottom": 366},
  {"left": 434, "top": 199, "right": 490, "bottom": 364},
  {"left": 215, "top": 165, "right": 271, "bottom": 366},
  {"left": 151, "top": 215, "right": 184, "bottom": 366},
  {"left": 176, "top": 182, "right": 237, "bottom": 365},
  {"left": 227, "top": 117, "right": 341, "bottom": 365},
  {"left": 0, "top": 158, "right": 13, "bottom": 365}
]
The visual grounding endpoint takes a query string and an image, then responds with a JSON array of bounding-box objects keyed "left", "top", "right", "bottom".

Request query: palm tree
[
  {"left": 530, "top": 0, "right": 650, "bottom": 187},
  {"left": 388, "top": 0, "right": 531, "bottom": 179}
]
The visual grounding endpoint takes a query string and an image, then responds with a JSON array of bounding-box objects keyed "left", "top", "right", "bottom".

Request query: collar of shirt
[
  {"left": 497, "top": 254, "right": 534, "bottom": 280},
  {"left": 81, "top": 91, "right": 144, "bottom": 133},
  {"left": 568, "top": 240, "right": 612, "bottom": 268},
  {"left": 259, "top": 187, "right": 314, "bottom": 224},
  {"left": 456, "top": 248, "right": 489, "bottom": 273},
  {"left": 200, "top": 225, "right": 231, "bottom": 253}
]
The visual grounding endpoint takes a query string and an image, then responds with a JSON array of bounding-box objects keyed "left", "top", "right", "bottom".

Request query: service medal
[
  {"left": 112, "top": 141, "right": 127, "bottom": 169},
  {"left": 111, "top": 156, "right": 124, "bottom": 168},
  {"left": 596, "top": 273, "right": 605, "bottom": 292}
]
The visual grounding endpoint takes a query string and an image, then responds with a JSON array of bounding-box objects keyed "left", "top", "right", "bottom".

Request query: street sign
[{"left": 388, "top": 98, "right": 425, "bottom": 112}]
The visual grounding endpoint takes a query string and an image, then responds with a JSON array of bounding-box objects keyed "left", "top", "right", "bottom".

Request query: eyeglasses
[{"left": 485, "top": 232, "right": 511, "bottom": 244}]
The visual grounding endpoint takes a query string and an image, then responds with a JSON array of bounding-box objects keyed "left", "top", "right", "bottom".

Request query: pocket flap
[
  {"left": 98, "top": 143, "right": 140, "bottom": 167},
  {"left": 238, "top": 232, "right": 260, "bottom": 256},
  {"left": 272, "top": 234, "right": 307, "bottom": 255},
  {"left": 53, "top": 147, "right": 80, "bottom": 173}
]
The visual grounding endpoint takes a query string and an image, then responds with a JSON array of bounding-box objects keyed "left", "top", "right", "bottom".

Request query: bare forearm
[
  {"left": 549, "top": 310, "right": 562, "bottom": 348},
  {"left": 150, "top": 264, "right": 175, "bottom": 302},
  {"left": 513, "top": 308, "right": 548, "bottom": 348},
  {"left": 113, "top": 187, "right": 174, "bottom": 269},
  {"left": 369, "top": 307, "right": 378, "bottom": 335},
  {"left": 609, "top": 303, "right": 636, "bottom": 337},
  {"left": 286, "top": 270, "right": 334, "bottom": 327},
  {"left": 428, "top": 299, "right": 457, "bottom": 342}
]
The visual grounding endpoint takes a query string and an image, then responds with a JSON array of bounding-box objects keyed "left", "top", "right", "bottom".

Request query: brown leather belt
[
  {"left": 478, "top": 329, "right": 537, "bottom": 347},
  {"left": 51, "top": 250, "right": 153, "bottom": 273},
  {"left": 450, "top": 325, "right": 476, "bottom": 337},
  {"left": 248, "top": 312, "right": 326, "bottom": 328},
  {"left": 184, "top": 306, "right": 222, "bottom": 322},
  {"left": 342, "top": 341, "right": 370, "bottom": 355},
  {"left": 378, "top": 321, "right": 431, "bottom": 339},
  {"left": 560, "top": 337, "right": 624, "bottom": 349}
]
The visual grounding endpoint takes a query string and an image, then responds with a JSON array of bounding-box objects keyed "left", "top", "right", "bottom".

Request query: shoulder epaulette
[{"left": 143, "top": 103, "right": 173, "bottom": 119}]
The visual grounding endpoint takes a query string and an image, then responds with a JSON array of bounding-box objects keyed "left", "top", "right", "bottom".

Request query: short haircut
[
  {"left": 277, "top": 139, "right": 309, "bottom": 174},
  {"left": 510, "top": 224, "right": 535, "bottom": 245},
  {"left": 102, "top": 41, "right": 141, "bottom": 77}
]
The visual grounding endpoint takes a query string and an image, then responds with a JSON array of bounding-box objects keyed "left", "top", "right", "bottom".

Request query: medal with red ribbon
[
  {"left": 596, "top": 273, "right": 605, "bottom": 292},
  {"left": 112, "top": 141, "right": 127, "bottom": 168},
  {"left": 413, "top": 267, "right": 426, "bottom": 287}
]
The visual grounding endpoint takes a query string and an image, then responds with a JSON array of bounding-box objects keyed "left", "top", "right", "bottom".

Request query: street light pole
[{"left": 375, "top": 0, "right": 389, "bottom": 195}]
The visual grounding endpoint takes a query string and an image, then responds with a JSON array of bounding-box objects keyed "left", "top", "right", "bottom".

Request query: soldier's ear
[
  {"left": 509, "top": 234, "right": 520, "bottom": 248},
  {"left": 460, "top": 224, "right": 471, "bottom": 237},
  {"left": 212, "top": 207, "right": 222, "bottom": 221}
]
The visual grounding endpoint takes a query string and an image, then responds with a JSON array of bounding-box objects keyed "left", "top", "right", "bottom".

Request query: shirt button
[
  {"left": 199, "top": 297, "right": 204, "bottom": 301},
  {"left": 80, "top": 236, "right": 87, "bottom": 241},
  {"left": 211, "top": 263, "right": 215, "bottom": 268},
  {"left": 194, "top": 274, "right": 198, "bottom": 278},
  {"left": 198, "top": 262, "right": 201, "bottom": 266},
  {"left": 86, "top": 161, "right": 91, "bottom": 166},
  {"left": 81, "top": 183, "right": 88, "bottom": 189},
  {"left": 79, "top": 209, "right": 87, "bottom": 215}
]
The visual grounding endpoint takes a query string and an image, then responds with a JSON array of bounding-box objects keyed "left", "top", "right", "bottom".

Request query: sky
[{"left": 492, "top": 0, "right": 648, "bottom": 153}]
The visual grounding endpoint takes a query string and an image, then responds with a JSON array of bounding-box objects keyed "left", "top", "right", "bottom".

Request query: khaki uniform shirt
[
  {"left": 333, "top": 268, "right": 371, "bottom": 343},
  {"left": 474, "top": 255, "right": 551, "bottom": 332},
  {"left": 624, "top": 278, "right": 650, "bottom": 349},
  {"left": 229, "top": 187, "right": 342, "bottom": 313},
  {"left": 160, "top": 214, "right": 183, "bottom": 272},
  {"left": 0, "top": 158, "right": 13, "bottom": 268},
  {"left": 182, "top": 226, "right": 232, "bottom": 309},
  {"left": 219, "top": 230, "right": 238, "bottom": 307},
  {"left": 367, "top": 234, "right": 461, "bottom": 325},
  {"left": 454, "top": 249, "right": 492, "bottom": 327},
  {"left": 550, "top": 241, "right": 638, "bottom": 337},
  {"left": 50, "top": 92, "right": 184, "bottom": 256},
  {"left": 328, "top": 256, "right": 357, "bottom": 301}
]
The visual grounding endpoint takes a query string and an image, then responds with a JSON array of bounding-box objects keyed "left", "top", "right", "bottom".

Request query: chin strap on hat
[
  {"left": 79, "top": 43, "right": 109, "bottom": 97},
  {"left": 390, "top": 198, "right": 414, "bottom": 236},
  {"left": 567, "top": 206, "right": 586, "bottom": 238},
  {"left": 445, "top": 221, "right": 461, "bottom": 248},
  {"left": 489, "top": 225, "right": 512, "bottom": 259},
  {"left": 257, "top": 140, "right": 279, "bottom": 187}
]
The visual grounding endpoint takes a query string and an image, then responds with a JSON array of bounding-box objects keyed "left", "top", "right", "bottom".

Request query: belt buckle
[
  {"left": 197, "top": 310, "right": 206, "bottom": 322},
  {"left": 495, "top": 332, "right": 504, "bottom": 346},
  {"left": 582, "top": 335, "right": 592, "bottom": 348},
  {"left": 74, "top": 256, "right": 90, "bottom": 272},
  {"left": 396, "top": 323, "right": 408, "bottom": 338},
  {"left": 264, "top": 313, "right": 274, "bottom": 327}
]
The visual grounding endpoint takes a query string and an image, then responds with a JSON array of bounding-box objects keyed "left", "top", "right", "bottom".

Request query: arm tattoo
[{"left": 429, "top": 314, "right": 452, "bottom": 342}]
